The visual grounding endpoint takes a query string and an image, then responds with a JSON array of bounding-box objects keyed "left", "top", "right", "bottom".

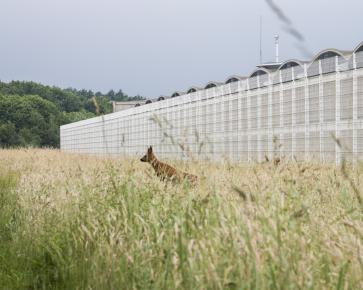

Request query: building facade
[{"left": 61, "top": 42, "right": 363, "bottom": 164}]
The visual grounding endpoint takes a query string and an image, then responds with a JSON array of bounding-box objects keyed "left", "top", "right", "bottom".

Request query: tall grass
[{"left": 0, "top": 149, "right": 362, "bottom": 289}]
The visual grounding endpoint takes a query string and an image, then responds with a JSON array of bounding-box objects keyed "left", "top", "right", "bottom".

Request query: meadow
[{"left": 0, "top": 149, "right": 362, "bottom": 289}]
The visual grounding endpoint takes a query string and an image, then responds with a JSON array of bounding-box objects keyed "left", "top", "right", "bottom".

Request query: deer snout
[{"left": 140, "top": 155, "right": 147, "bottom": 162}]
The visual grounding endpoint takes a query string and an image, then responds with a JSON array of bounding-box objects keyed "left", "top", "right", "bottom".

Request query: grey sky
[{"left": 0, "top": 0, "right": 362, "bottom": 98}]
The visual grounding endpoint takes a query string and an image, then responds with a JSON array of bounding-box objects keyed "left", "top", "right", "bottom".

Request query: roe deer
[{"left": 140, "top": 146, "right": 197, "bottom": 185}]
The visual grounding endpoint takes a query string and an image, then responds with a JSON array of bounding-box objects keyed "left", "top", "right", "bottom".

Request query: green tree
[
  {"left": 62, "top": 110, "right": 95, "bottom": 123},
  {"left": 0, "top": 81, "right": 144, "bottom": 148},
  {"left": 0, "top": 95, "right": 61, "bottom": 147},
  {"left": 107, "top": 90, "right": 115, "bottom": 100},
  {"left": 0, "top": 122, "right": 19, "bottom": 147}
]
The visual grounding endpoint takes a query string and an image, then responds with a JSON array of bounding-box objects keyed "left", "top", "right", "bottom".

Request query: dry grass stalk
[{"left": 0, "top": 148, "right": 362, "bottom": 289}]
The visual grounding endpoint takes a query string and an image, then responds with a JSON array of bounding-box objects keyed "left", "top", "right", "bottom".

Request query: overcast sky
[{"left": 0, "top": 0, "right": 362, "bottom": 98}]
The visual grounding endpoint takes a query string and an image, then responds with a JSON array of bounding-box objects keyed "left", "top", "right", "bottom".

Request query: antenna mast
[
  {"left": 275, "top": 35, "right": 280, "bottom": 63},
  {"left": 259, "top": 16, "right": 263, "bottom": 63}
]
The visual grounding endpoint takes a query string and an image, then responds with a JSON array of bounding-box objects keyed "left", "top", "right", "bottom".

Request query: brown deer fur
[{"left": 140, "top": 146, "right": 197, "bottom": 185}]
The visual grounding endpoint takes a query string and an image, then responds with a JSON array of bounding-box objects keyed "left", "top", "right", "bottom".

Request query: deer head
[{"left": 140, "top": 146, "right": 155, "bottom": 163}]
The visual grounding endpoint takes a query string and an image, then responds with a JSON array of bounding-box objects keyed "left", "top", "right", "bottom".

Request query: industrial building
[{"left": 61, "top": 41, "right": 363, "bottom": 164}]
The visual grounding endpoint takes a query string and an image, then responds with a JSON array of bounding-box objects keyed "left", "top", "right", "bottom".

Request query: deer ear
[{"left": 148, "top": 146, "right": 153, "bottom": 153}]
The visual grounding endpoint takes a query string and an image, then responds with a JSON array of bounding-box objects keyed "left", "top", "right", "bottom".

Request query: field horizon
[{"left": 0, "top": 149, "right": 362, "bottom": 289}]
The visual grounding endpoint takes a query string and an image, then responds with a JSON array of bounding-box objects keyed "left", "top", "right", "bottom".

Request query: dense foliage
[{"left": 0, "top": 81, "right": 144, "bottom": 148}]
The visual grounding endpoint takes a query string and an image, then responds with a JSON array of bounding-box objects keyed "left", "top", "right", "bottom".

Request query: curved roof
[
  {"left": 159, "top": 41, "right": 362, "bottom": 98},
  {"left": 186, "top": 86, "right": 202, "bottom": 94},
  {"left": 157, "top": 96, "right": 165, "bottom": 101},
  {"left": 225, "top": 75, "right": 247, "bottom": 84},
  {"left": 249, "top": 68, "right": 271, "bottom": 78},
  {"left": 354, "top": 41, "right": 363, "bottom": 53},
  {"left": 171, "top": 91, "right": 184, "bottom": 98},
  {"left": 145, "top": 100, "right": 152, "bottom": 104},
  {"left": 205, "top": 81, "right": 223, "bottom": 89},
  {"left": 312, "top": 48, "right": 351, "bottom": 61},
  {"left": 277, "top": 59, "right": 306, "bottom": 70},
  {"left": 134, "top": 103, "right": 141, "bottom": 107}
]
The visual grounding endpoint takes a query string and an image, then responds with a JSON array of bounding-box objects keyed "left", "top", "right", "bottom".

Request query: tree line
[{"left": 0, "top": 81, "right": 144, "bottom": 148}]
